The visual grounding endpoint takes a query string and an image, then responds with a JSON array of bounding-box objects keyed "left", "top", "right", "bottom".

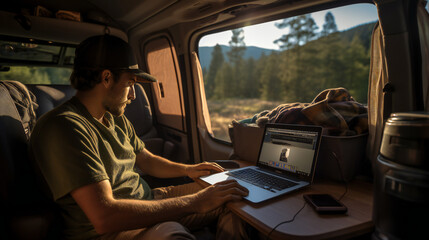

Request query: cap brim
[{"left": 127, "top": 69, "right": 157, "bottom": 83}]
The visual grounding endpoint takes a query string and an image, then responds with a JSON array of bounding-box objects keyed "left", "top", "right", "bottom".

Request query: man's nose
[{"left": 128, "top": 85, "right": 136, "bottom": 100}]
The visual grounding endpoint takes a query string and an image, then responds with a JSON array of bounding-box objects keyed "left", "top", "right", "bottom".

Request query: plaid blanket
[{"left": 252, "top": 88, "right": 368, "bottom": 136}]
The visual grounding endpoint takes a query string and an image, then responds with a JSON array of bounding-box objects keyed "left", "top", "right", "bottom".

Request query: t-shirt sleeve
[{"left": 31, "top": 115, "right": 109, "bottom": 201}]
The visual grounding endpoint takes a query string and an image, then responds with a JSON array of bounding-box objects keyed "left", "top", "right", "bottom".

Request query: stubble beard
[{"left": 105, "top": 100, "right": 131, "bottom": 117}]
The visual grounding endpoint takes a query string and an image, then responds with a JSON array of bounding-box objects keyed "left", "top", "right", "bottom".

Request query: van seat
[
  {"left": 124, "top": 83, "right": 176, "bottom": 158},
  {"left": 0, "top": 80, "right": 59, "bottom": 240},
  {"left": 26, "top": 85, "right": 76, "bottom": 119}
]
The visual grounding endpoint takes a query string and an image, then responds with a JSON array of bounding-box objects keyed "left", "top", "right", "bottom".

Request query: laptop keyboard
[{"left": 226, "top": 168, "right": 298, "bottom": 192}]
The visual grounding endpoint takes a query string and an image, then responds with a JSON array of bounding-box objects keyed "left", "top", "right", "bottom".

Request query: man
[{"left": 30, "top": 35, "right": 249, "bottom": 240}]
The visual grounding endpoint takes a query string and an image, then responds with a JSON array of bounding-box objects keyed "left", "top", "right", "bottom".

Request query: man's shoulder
[
  {"left": 32, "top": 100, "right": 92, "bottom": 137},
  {"left": 39, "top": 101, "right": 78, "bottom": 121}
]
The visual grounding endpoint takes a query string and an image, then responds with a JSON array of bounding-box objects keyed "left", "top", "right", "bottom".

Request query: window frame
[
  {"left": 0, "top": 35, "right": 76, "bottom": 67},
  {"left": 194, "top": 2, "right": 377, "bottom": 143}
]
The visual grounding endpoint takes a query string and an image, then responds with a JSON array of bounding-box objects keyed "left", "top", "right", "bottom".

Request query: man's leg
[
  {"left": 153, "top": 182, "right": 250, "bottom": 240},
  {"left": 97, "top": 221, "right": 196, "bottom": 240}
]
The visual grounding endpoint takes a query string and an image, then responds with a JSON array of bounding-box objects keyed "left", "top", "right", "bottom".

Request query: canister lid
[
  {"left": 380, "top": 112, "right": 429, "bottom": 169},
  {"left": 388, "top": 112, "right": 429, "bottom": 125}
]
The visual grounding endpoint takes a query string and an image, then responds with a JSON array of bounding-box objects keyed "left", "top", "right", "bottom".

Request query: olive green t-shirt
[{"left": 30, "top": 97, "right": 153, "bottom": 240}]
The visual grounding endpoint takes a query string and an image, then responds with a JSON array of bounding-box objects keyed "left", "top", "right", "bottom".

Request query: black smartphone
[{"left": 303, "top": 194, "right": 347, "bottom": 214}]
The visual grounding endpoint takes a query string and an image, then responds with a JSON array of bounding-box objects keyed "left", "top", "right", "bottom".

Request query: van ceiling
[{"left": 1, "top": 0, "right": 290, "bottom": 33}]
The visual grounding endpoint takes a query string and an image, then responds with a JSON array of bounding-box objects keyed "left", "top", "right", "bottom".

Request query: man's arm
[
  {"left": 71, "top": 178, "right": 248, "bottom": 234},
  {"left": 135, "top": 148, "right": 224, "bottom": 179}
]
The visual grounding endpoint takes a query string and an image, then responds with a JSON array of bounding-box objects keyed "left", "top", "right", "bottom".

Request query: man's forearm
[
  {"left": 136, "top": 149, "right": 189, "bottom": 178},
  {"left": 72, "top": 179, "right": 248, "bottom": 236},
  {"left": 91, "top": 192, "right": 195, "bottom": 234}
]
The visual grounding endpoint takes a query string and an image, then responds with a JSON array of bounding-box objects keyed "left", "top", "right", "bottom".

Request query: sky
[{"left": 199, "top": 3, "right": 379, "bottom": 50}]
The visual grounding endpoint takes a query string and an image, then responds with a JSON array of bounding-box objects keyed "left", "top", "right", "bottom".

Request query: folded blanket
[{"left": 251, "top": 88, "right": 368, "bottom": 136}]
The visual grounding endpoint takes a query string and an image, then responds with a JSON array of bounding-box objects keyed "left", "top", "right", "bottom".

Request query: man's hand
[
  {"left": 191, "top": 180, "right": 249, "bottom": 213},
  {"left": 185, "top": 162, "right": 225, "bottom": 179}
]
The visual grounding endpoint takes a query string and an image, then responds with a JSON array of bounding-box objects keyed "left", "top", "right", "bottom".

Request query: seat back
[
  {"left": 124, "top": 83, "right": 158, "bottom": 139},
  {"left": 0, "top": 80, "right": 59, "bottom": 240},
  {"left": 125, "top": 83, "right": 176, "bottom": 158},
  {"left": 26, "top": 84, "right": 76, "bottom": 119}
]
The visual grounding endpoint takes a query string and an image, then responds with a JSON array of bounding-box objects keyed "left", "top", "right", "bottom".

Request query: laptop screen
[{"left": 258, "top": 124, "right": 322, "bottom": 180}]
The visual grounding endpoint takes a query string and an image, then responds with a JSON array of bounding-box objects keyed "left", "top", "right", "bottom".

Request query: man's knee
[{"left": 143, "top": 221, "right": 196, "bottom": 240}]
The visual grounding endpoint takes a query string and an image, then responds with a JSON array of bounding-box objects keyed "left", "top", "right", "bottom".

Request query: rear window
[
  {"left": 199, "top": 3, "right": 378, "bottom": 142},
  {"left": 0, "top": 37, "right": 74, "bottom": 84},
  {"left": 0, "top": 66, "right": 72, "bottom": 84}
]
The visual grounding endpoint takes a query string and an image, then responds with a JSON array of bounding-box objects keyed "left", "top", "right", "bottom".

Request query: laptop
[{"left": 200, "top": 123, "right": 323, "bottom": 203}]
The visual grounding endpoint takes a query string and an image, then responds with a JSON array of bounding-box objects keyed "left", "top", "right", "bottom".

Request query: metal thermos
[{"left": 373, "top": 112, "right": 429, "bottom": 240}]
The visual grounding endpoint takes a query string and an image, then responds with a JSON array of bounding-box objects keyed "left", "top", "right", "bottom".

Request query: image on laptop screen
[{"left": 258, "top": 126, "right": 320, "bottom": 178}]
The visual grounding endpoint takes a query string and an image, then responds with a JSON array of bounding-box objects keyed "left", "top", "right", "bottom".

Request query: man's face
[{"left": 103, "top": 71, "right": 136, "bottom": 116}]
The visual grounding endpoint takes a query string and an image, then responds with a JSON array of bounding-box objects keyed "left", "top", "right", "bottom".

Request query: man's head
[
  {"left": 70, "top": 35, "right": 156, "bottom": 116},
  {"left": 70, "top": 35, "right": 156, "bottom": 91},
  {"left": 101, "top": 70, "right": 137, "bottom": 116}
]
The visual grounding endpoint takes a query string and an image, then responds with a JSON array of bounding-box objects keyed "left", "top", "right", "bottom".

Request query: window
[
  {"left": 0, "top": 66, "right": 72, "bottom": 84},
  {"left": 199, "top": 3, "right": 378, "bottom": 142},
  {"left": 0, "top": 38, "right": 75, "bottom": 64},
  {"left": 0, "top": 37, "right": 74, "bottom": 84},
  {"left": 144, "top": 36, "right": 185, "bottom": 131}
]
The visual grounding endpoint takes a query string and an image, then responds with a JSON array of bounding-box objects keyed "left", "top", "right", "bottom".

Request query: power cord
[
  {"left": 332, "top": 152, "right": 348, "bottom": 201},
  {"left": 266, "top": 201, "right": 307, "bottom": 240},
  {"left": 265, "top": 151, "right": 349, "bottom": 240}
]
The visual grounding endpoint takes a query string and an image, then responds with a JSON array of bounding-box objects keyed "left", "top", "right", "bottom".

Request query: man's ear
[{"left": 100, "top": 70, "right": 113, "bottom": 88}]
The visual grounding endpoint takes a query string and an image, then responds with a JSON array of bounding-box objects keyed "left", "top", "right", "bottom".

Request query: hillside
[
  {"left": 198, "top": 21, "right": 377, "bottom": 70},
  {"left": 199, "top": 45, "right": 276, "bottom": 70},
  {"left": 340, "top": 21, "right": 377, "bottom": 50}
]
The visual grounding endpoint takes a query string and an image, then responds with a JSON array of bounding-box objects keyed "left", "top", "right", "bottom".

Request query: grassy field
[{"left": 207, "top": 98, "right": 282, "bottom": 142}]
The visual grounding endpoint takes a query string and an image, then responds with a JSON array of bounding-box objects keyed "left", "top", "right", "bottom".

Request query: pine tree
[
  {"left": 274, "top": 15, "right": 318, "bottom": 101},
  {"left": 206, "top": 44, "right": 224, "bottom": 99},
  {"left": 318, "top": 12, "right": 345, "bottom": 90},
  {"left": 321, "top": 12, "right": 338, "bottom": 36},
  {"left": 344, "top": 35, "right": 369, "bottom": 102},
  {"left": 227, "top": 29, "right": 246, "bottom": 63},
  {"left": 254, "top": 52, "right": 268, "bottom": 98},
  {"left": 227, "top": 28, "right": 246, "bottom": 97},
  {"left": 260, "top": 53, "right": 282, "bottom": 100},
  {"left": 274, "top": 15, "right": 318, "bottom": 50},
  {"left": 213, "top": 63, "right": 233, "bottom": 99},
  {"left": 242, "top": 57, "right": 259, "bottom": 98}
]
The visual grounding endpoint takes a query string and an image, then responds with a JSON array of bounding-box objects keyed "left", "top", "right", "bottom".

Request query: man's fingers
[
  {"left": 213, "top": 179, "right": 239, "bottom": 187},
  {"left": 217, "top": 179, "right": 247, "bottom": 190},
  {"left": 213, "top": 180, "right": 249, "bottom": 196},
  {"left": 199, "top": 162, "right": 225, "bottom": 172},
  {"left": 224, "top": 186, "right": 249, "bottom": 196},
  {"left": 195, "top": 179, "right": 248, "bottom": 213},
  {"left": 223, "top": 194, "right": 245, "bottom": 202},
  {"left": 187, "top": 162, "right": 224, "bottom": 178},
  {"left": 209, "top": 162, "right": 225, "bottom": 172}
]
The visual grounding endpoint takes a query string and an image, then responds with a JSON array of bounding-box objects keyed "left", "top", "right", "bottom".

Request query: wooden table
[
  {"left": 227, "top": 178, "right": 374, "bottom": 239},
  {"left": 209, "top": 160, "right": 374, "bottom": 239}
]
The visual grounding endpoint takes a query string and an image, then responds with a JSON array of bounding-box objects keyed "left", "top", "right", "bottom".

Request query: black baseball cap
[{"left": 74, "top": 35, "right": 156, "bottom": 82}]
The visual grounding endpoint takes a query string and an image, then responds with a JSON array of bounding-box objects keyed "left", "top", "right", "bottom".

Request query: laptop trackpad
[{"left": 200, "top": 171, "right": 281, "bottom": 203}]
